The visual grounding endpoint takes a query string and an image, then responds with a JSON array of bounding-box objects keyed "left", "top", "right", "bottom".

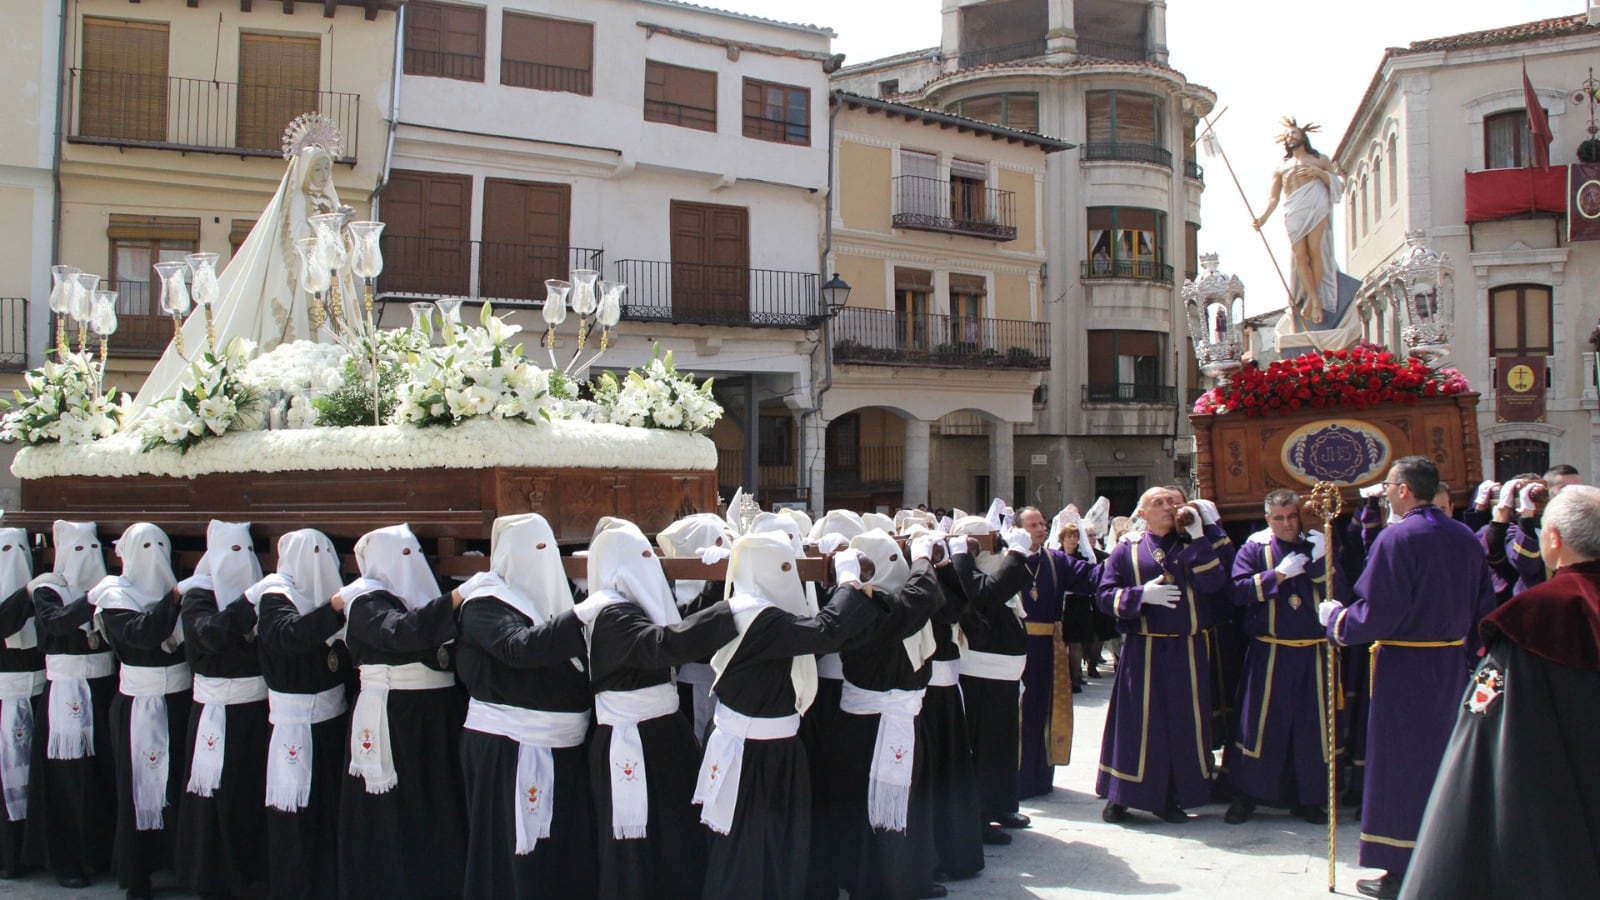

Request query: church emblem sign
[{"left": 1279, "top": 419, "right": 1390, "bottom": 485}]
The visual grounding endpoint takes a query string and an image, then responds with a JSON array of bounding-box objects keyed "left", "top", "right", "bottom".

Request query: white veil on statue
[{"left": 127, "top": 114, "right": 359, "bottom": 426}]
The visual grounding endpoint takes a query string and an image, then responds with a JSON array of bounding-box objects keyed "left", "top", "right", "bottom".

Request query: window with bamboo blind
[
  {"left": 237, "top": 33, "right": 320, "bottom": 154},
  {"left": 107, "top": 215, "right": 199, "bottom": 319},
  {"left": 644, "top": 60, "right": 717, "bottom": 132},
  {"left": 501, "top": 11, "right": 592, "bottom": 95},
  {"left": 742, "top": 78, "right": 809, "bottom": 146},
  {"left": 404, "top": 1, "right": 485, "bottom": 82},
  {"left": 79, "top": 17, "right": 169, "bottom": 143}
]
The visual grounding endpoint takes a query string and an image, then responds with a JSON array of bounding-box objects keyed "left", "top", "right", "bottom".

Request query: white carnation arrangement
[
  {"left": 241, "top": 340, "right": 346, "bottom": 397},
  {"left": 139, "top": 337, "right": 262, "bottom": 453},
  {"left": 0, "top": 352, "right": 123, "bottom": 446},
  {"left": 394, "top": 305, "right": 558, "bottom": 428},
  {"left": 592, "top": 347, "right": 722, "bottom": 433}
]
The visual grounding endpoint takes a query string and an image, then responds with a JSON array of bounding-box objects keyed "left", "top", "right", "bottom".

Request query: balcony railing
[
  {"left": 611, "top": 261, "right": 819, "bottom": 328},
  {"left": 832, "top": 308, "right": 1049, "bottom": 370},
  {"left": 1080, "top": 259, "right": 1176, "bottom": 284},
  {"left": 892, "top": 175, "right": 1018, "bottom": 241},
  {"left": 1184, "top": 158, "right": 1204, "bottom": 182},
  {"left": 404, "top": 48, "right": 485, "bottom": 83},
  {"left": 1082, "top": 383, "right": 1178, "bottom": 405},
  {"left": 68, "top": 70, "right": 360, "bottom": 162},
  {"left": 715, "top": 450, "right": 798, "bottom": 488},
  {"left": 1075, "top": 38, "right": 1151, "bottom": 62},
  {"left": 377, "top": 238, "right": 604, "bottom": 302},
  {"left": 827, "top": 446, "right": 905, "bottom": 489},
  {"left": 1082, "top": 142, "right": 1173, "bottom": 168},
  {"left": 954, "top": 38, "right": 1048, "bottom": 70},
  {"left": 48, "top": 281, "right": 174, "bottom": 358},
  {"left": 1, "top": 298, "right": 25, "bottom": 371}
]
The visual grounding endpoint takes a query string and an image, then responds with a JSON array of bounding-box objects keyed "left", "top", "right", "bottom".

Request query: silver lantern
[{"left": 1182, "top": 253, "right": 1246, "bottom": 385}]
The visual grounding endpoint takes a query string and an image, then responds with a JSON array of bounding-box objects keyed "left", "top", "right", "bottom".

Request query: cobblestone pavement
[{"left": 3, "top": 663, "right": 1382, "bottom": 898}]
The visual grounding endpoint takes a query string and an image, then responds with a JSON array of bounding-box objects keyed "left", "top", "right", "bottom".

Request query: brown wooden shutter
[
  {"left": 404, "top": 1, "right": 483, "bottom": 82},
  {"left": 237, "top": 33, "right": 320, "bottom": 154},
  {"left": 480, "top": 178, "right": 571, "bottom": 298},
  {"left": 670, "top": 201, "right": 748, "bottom": 323},
  {"left": 644, "top": 60, "right": 716, "bottom": 131},
  {"left": 381, "top": 170, "right": 472, "bottom": 296},
  {"left": 80, "top": 18, "right": 169, "bottom": 142},
  {"left": 403, "top": 2, "right": 441, "bottom": 74},
  {"left": 107, "top": 214, "right": 201, "bottom": 243},
  {"left": 1085, "top": 91, "right": 1112, "bottom": 144},
  {"left": 230, "top": 219, "right": 256, "bottom": 255},
  {"left": 502, "top": 12, "right": 592, "bottom": 94}
]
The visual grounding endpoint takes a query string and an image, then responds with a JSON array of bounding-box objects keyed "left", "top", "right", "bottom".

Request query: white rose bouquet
[
  {"left": 395, "top": 305, "right": 557, "bottom": 428},
  {"left": 241, "top": 340, "right": 346, "bottom": 397},
  {"left": 592, "top": 346, "right": 722, "bottom": 433},
  {"left": 139, "top": 336, "right": 262, "bottom": 453},
  {"left": 0, "top": 352, "right": 122, "bottom": 446}
]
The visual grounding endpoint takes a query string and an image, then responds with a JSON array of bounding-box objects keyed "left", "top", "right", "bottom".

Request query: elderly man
[
  {"left": 1096, "top": 487, "right": 1227, "bottom": 824},
  {"left": 1400, "top": 485, "right": 1600, "bottom": 899},
  {"left": 1321, "top": 456, "right": 1497, "bottom": 900},
  {"left": 1225, "top": 490, "right": 1347, "bottom": 825}
]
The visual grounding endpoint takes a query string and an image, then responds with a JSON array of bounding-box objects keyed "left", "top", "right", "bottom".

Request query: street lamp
[{"left": 821, "top": 273, "right": 852, "bottom": 317}]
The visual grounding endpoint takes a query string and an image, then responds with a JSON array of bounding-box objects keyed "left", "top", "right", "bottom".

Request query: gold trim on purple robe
[{"left": 1025, "top": 621, "right": 1074, "bottom": 766}]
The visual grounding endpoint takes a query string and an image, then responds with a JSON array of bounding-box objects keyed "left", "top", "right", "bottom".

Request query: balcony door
[
  {"left": 481, "top": 178, "right": 570, "bottom": 299},
  {"left": 670, "top": 201, "right": 748, "bottom": 323},
  {"left": 80, "top": 18, "right": 169, "bottom": 143},
  {"left": 238, "top": 33, "right": 320, "bottom": 154},
  {"left": 381, "top": 170, "right": 471, "bottom": 296}
]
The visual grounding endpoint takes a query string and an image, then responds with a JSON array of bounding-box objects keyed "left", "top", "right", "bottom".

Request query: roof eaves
[
  {"left": 636, "top": 0, "right": 835, "bottom": 38},
  {"left": 832, "top": 90, "right": 1075, "bottom": 152}
]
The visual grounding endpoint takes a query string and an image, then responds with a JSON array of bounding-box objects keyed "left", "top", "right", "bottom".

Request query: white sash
[
  {"left": 348, "top": 663, "right": 455, "bottom": 794},
  {"left": 186, "top": 674, "right": 268, "bottom": 798},
  {"left": 463, "top": 699, "right": 590, "bottom": 854},
  {"left": 691, "top": 704, "right": 800, "bottom": 835},
  {"left": 839, "top": 681, "right": 924, "bottom": 832},
  {"left": 928, "top": 658, "right": 961, "bottom": 688},
  {"left": 816, "top": 652, "right": 844, "bottom": 680},
  {"left": 119, "top": 662, "right": 193, "bottom": 831},
  {"left": 265, "top": 685, "right": 348, "bottom": 812},
  {"left": 0, "top": 670, "right": 44, "bottom": 821},
  {"left": 44, "top": 652, "right": 114, "bottom": 760},
  {"left": 593, "top": 683, "right": 679, "bottom": 840},
  {"left": 958, "top": 648, "right": 1027, "bottom": 682}
]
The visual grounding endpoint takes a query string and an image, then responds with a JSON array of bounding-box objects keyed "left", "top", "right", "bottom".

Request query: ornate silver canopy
[{"left": 1182, "top": 253, "right": 1246, "bottom": 384}]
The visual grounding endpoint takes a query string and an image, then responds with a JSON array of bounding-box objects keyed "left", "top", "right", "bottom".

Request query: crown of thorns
[{"left": 1276, "top": 116, "right": 1320, "bottom": 144}]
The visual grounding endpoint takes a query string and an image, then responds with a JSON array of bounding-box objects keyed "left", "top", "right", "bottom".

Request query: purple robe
[
  {"left": 1094, "top": 531, "right": 1226, "bottom": 813},
  {"left": 1018, "top": 549, "right": 1098, "bottom": 798},
  {"left": 1327, "top": 505, "right": 1497, "bottom": 873},
  {"left": 1228, "top": 533, "right": 1349, "bottom": 808},
  {"left": 1505, "top": 519, "right": 1547, "bottom": 594},
  {"left": 1202, "top": 524, "right": 1243, "bottom": 751}
]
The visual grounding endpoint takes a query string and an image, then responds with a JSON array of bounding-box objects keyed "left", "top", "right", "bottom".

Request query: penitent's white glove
[
  {"left": 456, "top": 570, "right": 501, "bottom": 600},
  {"left": 1192, "top": 499, "right": 1220, "bottom": 526},
  {"left": 1274, "top": 552, "right": 1309, "bottom": 580},
  {"left": 1306, "top": 530, "right": 1327, "bottom": 562},
  {"left": 946, "top": 535, "right": 971, "bottom": 557},
  {"left": 1002, "top": 525, "right": 1035, "bottom": 555},
  {"left": 910, "top": 534, "right": 936, "bottom": 563},
  {"left": 1181, "top": 512, "right": 1204, "bottom": 541},
  {"left": 1497, "top": 479, "right": 1525, "bottom": 512},
  {"left": 699, "top": 545, "right": 731, "bottom": 565},
  {"left": 1473, "top": 480, "right": 1499, "bottom": 510},
  {"left": 1317, "top": 600, "right": 1343, "bottom": 628},
  {"left": 1140, "top": 578, "right": 1181, "bottom": 609},
  {"left": 832, "top": 548, "right": 865, "bottom": 586},
  {"left": 1518, "top": 483, "right": 1541, "bottom": 518},
  {"left": 573, "top": 592, "right": 624, "bottom": 625},
  {"left": 1359, "top": 483, "right": 1386, "bottom": 499},
  {"left": 816, "top": 533, "right": 849, "bottom": 555}
]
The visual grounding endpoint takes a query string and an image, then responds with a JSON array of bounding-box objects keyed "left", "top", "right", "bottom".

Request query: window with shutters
[
  {"left": 1489, "top": 284, "right": 1553, "bottom": 357},
  {"left": 404, "top": 1, "right": 485, "bottom": 83},
  {"left": 1484, "top": 110, "right": 1534, "bottom": 169},
  {"left": 1387, "top": 133, "right": 1399, "bottom": 202},
  {"left": 1084, "top": 90, "right": 1169, "bottom": 166},
  {"left": 79, "top": 18, "right": 169, "bottom": 143},
  {"left": 949, "top": 159, "right": 987, "bottom": 224},
  {"left": 237, "top": 33, "right": 320, "bottom": 154},
  {"left": 1184, "top": 221, "right": 1200, "bottom": 281},
  {"left": 948, "top": 93, "right": 1039, "bottom": 132},
  {"left": 948, "top": 273, "right": 985, "bottom": 347},
  {"left": 894, "top": 268, "right": 931, "bottom": 350},
  {"left": 644, "top": 61, "right": 716, "bottom": 132},
  {"left": 743, "top": 78, "right": 809, "bottom": 146},
  {"left": 1085, "top": 207, "right": 1168, "bottom": 282},
  {"left": 501, "top": 11, "right": 592, "bottom": 95},
  {"left": 107, "top": 215, "right": 199, "bottom": 355},
  {"left": 1086, "top": 330, "right": 1165, "bottom": 402}
]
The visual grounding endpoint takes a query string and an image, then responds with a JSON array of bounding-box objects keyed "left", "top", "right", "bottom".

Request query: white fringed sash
[
  {"left": 186, "top": 674, "right": 268, "bottom": 798},
  {"left": 119, "top": 662, "right": 193, "bottom": 830},
  {"left": 839, "top": 681, "right": 924, "bottom": 833},
  {"left": 691, "top": 704, "right": 800, "bottom": 835},
  {"left": 265, "top": 685, "right": 347, "bottom": 812},
  {"left": 463, "top": 699, "right": 590, "bottom": 854},
  {"left": 0, "top": 670, "right": 44, "bottom": 820},
  {"left": 44, "top": 652, "right": 114, "bottom": 760},
  {"left": 348, "top": 663, "right": 454, "bottom": 794},
  {"left": 593, "top": 683, "right": 678, "bottom": 840}
]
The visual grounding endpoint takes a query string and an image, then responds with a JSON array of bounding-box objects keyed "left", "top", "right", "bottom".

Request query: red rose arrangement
[{"left": 1192, "top": 343, "right": 1469, "bottom": 418}]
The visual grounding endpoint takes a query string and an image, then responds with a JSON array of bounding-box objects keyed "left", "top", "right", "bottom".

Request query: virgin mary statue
[{"left": 127, "top": 113, "right": 361, "bottom": 424}]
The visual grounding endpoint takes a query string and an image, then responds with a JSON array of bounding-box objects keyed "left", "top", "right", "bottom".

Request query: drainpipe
[
  {"left": 47, "top": 0, "right": 68, "bottom": 367},
  {"left": 800, "top": 94, "right": 844, "bottom": 509},
  {"left": 369, "top": 3, "right": 404, "bottom": 218}
]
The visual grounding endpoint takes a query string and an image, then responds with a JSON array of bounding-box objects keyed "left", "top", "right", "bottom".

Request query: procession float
[{"left": 3, "top": 116, "right": 723, "bottom": 571}]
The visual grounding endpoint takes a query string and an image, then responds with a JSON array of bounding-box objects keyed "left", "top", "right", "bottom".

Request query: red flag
[{"left": 1524, "top": 61, "right": 1553, "bottom": 168}]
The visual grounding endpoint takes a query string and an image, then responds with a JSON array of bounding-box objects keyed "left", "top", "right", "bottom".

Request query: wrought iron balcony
[
  {"left": 892, "top": 175, "right": 1018, "bottom": 241},
  {"left": 377, "top": 237, "right": 603, "bottom": 302},
  {"left": 715, "top": 450, "right": 798, "bottom": 488},
  {"left": 1082, "top": 383, "right": 1178, "bottom": 405},
  {"left": 826, "top": 445, "right": 905, "bottom": 490},
  {"left": 1184, "top": 158, "right": 1204, "bottom": 182},
  {"left": 953, "top": 39, "right": 1048, "bottom": 70},
  {"left": 831, "top": 308, "right": 1049, "bottom": 370},
  {"left": 611, "top": 260, "right": 820, "bottom": 329},
  {"left": 1, "top": 298, "right": 25, "bottom": 371},
  {"left": 1080, "top": 259, "right": 1176, "bottom": 285},
  {"left": 1075, "top": 39, "right": 1152, "bottom": 62},
  {"left": 48, "top": 281, "right": 176, "bottom": 358},
  {"left": 1082, "top": 142, "right": 1173, "bottom": 168},
  {"left": 67, "top": 70, "right": 360, "bottom": 162}
]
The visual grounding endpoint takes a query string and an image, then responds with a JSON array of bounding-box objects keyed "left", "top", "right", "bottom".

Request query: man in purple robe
[
  {"left": 1321, "top": 456, "right": 1497, "bottom": 899},
  {"left": 1096, "top": 487, "right": 1227, "bottom": 824},
  {"left": 1504, "top": 465, "right": 1582, "bottom": 595},
  {"left": 1014, "top": 507, "right": 1099, "bottom": 799},
  {"left": 1224, "top": 489, "right": 1348, "bottom": 825}
]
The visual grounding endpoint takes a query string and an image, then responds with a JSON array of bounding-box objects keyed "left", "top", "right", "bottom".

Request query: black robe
[
  {"left": 99, "top": 599, "right": 192, "bottom": 892},
  {"left": 174, "top": 587, "right": 270, "bottom": 894},
  {"left": 0, "top": 586, "right": 44, "bottom": 875},
  {"left": 585, "top": 600, "right": 736, "bottom": 900},
  {"left": 1400, "top": 564, "right": 1600, "bottom": 899},
  {"left": 827, "top": 561, "right": 943, "bottom": 900},
  {"left": 338, "top": 591, "right": 465, "bottom": 900},
  {"left": 255, "top": 594, "right": 351, "bottom": 900},
  {"left": 24, "top": 585, "right": 118, "bottom": 884},
  {"left": 456, "top": 597, "right": 595, "bottom": 900},
  {"left": 703, "top": 589, "right": 875, "bottom": 900},
  {"left": 925, "top": 564, "right": 984, "bottom": 879},
  {"left": 953, "top": 552, "right": 1028, "bottom": 824}
]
